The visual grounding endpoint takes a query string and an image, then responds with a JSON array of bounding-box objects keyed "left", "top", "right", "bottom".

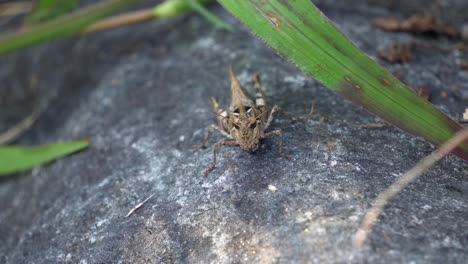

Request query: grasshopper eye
[
  {"left": 250, "top": 122, "right": 257, "bottom": 129},
  {"left": 233, "top": 124, "right": 240, "bottom": 130}
]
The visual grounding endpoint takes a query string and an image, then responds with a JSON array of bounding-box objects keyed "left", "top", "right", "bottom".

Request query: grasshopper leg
[
  {"left": 209, "top": 124, "right": 232, "bottom": 139},
  {"left": 205, "top": 140, "right": 238, "bottom": 176},
  {"left": 210, "top": 97, "right": 229, "bottom": 131},
  {"left": 264, "top": 105, "right": 280, "bottom": 130},
  {"left": 193, "top": 124, "right": 232, "bottom": 149},
  {"left": 192, "top": 129, "right": 211, "bottom": 149},
  {"left": 252, "top": 73, "right": 268, "bottom": 113},
  {"left": 292, "top": 98, "right": 322, "bottom": 123},
  {"left": 262, "top": 129, "right": 290, "bottom": 160}
]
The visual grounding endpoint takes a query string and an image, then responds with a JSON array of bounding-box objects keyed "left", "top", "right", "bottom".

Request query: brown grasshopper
[{"left": 205, "top": 65, "right": 289, "bottom": 175}]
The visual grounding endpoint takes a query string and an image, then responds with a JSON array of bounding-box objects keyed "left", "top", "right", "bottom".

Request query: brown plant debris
[
  {"left": 0, "top": 1, "right": 33, "bottom": 17},
  {"left": 125, "top": 193, "right": 156, "bottom": 218},
  {"left": 440, "top": 91, "right": 448, "bottom": 99},
  {"left": 372, "top": 15, "right": 459, "bottom": 37},
  {"left": 324, "top": 140, "right": 337, "bottom": 152},
  {"left": 0, "top": 108, "right": 40, "bottom": 145},
  {"left": 392, "top": 68, "right": 402, "bottom": 81},
  {"left": 415, "top": 86, "right": 432, "bottom": 101},
  {"left": 378, "top": 42, "right": 412, "bottom": 63},
  {"left": 353, "top": 122, "right": 391, "bottom": 129},
  {"left": 461, "top": 60, "right": 468, "bottom": 71}
]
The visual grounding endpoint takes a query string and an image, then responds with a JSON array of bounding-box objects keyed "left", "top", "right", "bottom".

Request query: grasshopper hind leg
[
  {"left": 262, "top": 129, "right": 291, "bottom": 160},
  {"left": 210, "top": 97, "right": 229, "bottom": 132},
  {"left": 252, "top": 74, "right": 268, "bottom": 113}
]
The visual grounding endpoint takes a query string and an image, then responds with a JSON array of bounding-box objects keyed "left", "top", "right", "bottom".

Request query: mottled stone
[{"left": 0, "top": 1, "right": 467, "bottom": 263}]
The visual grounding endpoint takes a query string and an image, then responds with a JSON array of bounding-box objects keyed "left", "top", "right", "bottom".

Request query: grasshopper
[{"left": 205, "top": 65, "right": 288, "bottom": 175}]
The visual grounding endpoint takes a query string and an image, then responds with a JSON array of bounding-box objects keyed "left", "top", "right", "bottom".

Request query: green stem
[
  {"left": 152, "top": 0, "right": 212, "bottom": 18},
  {"left": 0, "top": 0, "right": 139, "bottom": 54}
]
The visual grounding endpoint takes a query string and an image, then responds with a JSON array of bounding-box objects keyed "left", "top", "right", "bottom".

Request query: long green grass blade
[
  {"left": 0, "top": 0, "right": 138, "bottom": 54},
  {"left": 0, "top": 140, "right": 90, "bottom": 176},
  {"left": 25, "top": 0, "right": 80, "bottom": 25},
  {"left": 219, "top": 0, "right": 467, "bottom": 160}
]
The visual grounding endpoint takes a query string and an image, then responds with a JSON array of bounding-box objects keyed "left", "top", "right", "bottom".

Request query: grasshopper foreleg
[{"left": 205, "top": 140, "right": 238, "bottom": 176}]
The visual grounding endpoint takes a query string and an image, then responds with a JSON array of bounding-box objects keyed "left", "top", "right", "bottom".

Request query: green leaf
[
  {"left": 0, "top": 140, "right": 90, "bottom": 176},
  {"left": 25, "top": 0, "right": 80, "bottom": 25},
  {"left": 0, "top": 0, "right": 139, "bottom": 54},
  {"left": 219, "top": 0, "right": 467, "bottom": 160},
  {"left": 184, "top": 0, "right": 232, "bottom": 30}
]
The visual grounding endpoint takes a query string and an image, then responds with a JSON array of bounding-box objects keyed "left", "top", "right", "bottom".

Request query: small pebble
[{"left": 268, "top": 184, "right": 277, "bottom": 192}]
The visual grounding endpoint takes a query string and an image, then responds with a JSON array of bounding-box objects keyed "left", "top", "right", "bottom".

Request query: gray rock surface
[{"left": 0, "top": 1, "right": 467, "bottom": 263}]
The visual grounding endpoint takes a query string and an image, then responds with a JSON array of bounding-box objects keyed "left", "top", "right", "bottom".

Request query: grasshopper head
[{"left": 230, "top": 108, "right": 266, "bottom": 152}]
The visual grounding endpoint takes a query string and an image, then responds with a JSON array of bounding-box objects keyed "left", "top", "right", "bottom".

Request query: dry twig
[
  {"left": 125, "top": 193, "right": 156, "bottom": 217},
  {"left": 0, "top": 108, "right": 40, "bottom": 145},
  {"left": 353, "top": 129, "right": 468, "bottom": 248},
  {"left": 82, "top": 9, "right": 154, "bottom": 34}
]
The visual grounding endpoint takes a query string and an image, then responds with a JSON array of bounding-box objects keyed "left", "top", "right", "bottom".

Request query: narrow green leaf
[
  {"left": 25, "top": 0, "right": 80, "bottom": 25},
  {"left": 185, "top": 0, "right": 232, "bottom": 30},
  {"left": 219, "top": 0, "right": 467, "bottom": 160},
  {"left": 0, "top": 0, "right": 139, "bottom": 54},
  {"left": 0, "top": 140, "right": 90, "bottom": 176}
]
